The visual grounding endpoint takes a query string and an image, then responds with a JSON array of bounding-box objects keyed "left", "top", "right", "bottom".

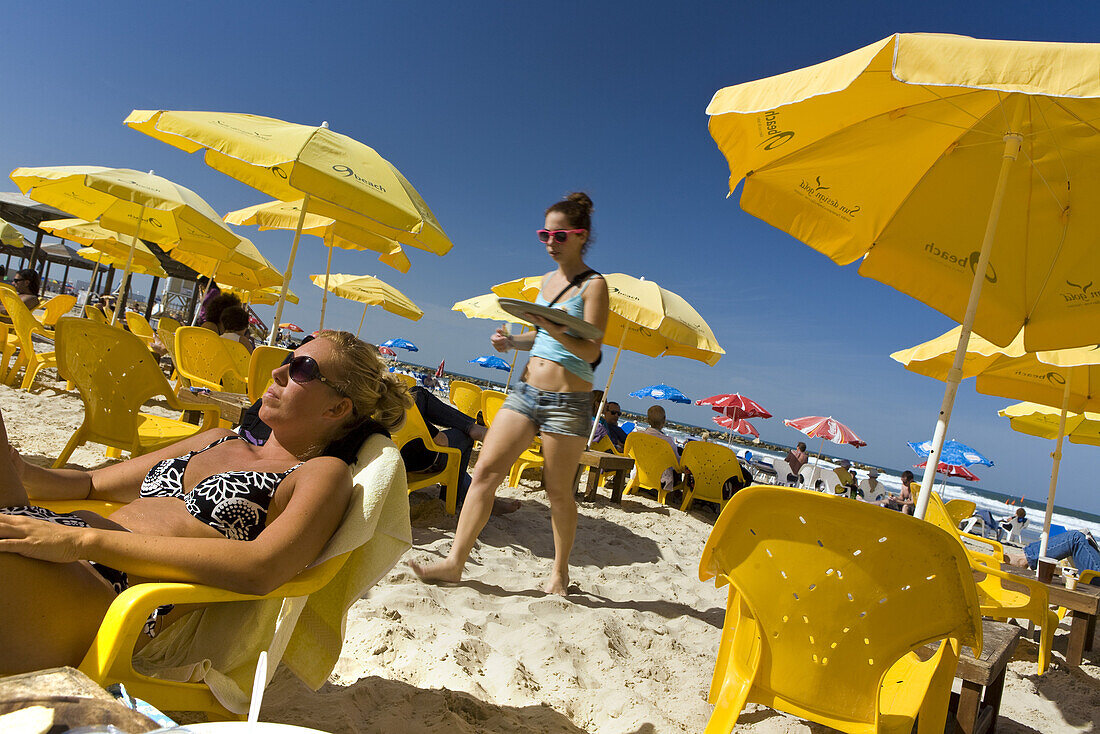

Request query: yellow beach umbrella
[
  {"left": 125, "top": 110, "right": 452, "bottom": 340},
  {"left": 452, "top": 292, "right": 535, "bottom": 391},
  {"left": 41, "top": 219, "right": 168, "bottom": 280},
  {"left": 308, "top": 273, "right": 423, "bottom": 337},
  {"left": 10, "top": 166, "right": 243, "bottom": 325},
  {"left": 224, "top": 284, "right": 299, "bottom": 307},
  {"left": 0, "top": 217, "right": 25, "bottom": 248},
  {"left": 493, "top": 272, "right": 724, "bottom": 443},
  {"left": 1000, "top": 402, "right": 1100, "bottom": 448},
  {"left": 707, "top": 34, "right": 1100, "bottom": 517},
  {"left": 226, "top": 199, "right": 410, "bottom": 329},
  {"left": 170, "top": 237, "right": 285, "bottom": 292},
  {"left": 893, "top": 326, "right": 1100, "bottom": 551}
]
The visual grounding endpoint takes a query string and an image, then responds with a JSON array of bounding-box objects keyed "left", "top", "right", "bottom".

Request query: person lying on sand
[{"left": 0, "top": 330, "right": 410, "bottom": 674}]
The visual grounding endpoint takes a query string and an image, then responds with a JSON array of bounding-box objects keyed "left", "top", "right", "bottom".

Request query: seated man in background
[
  {"left": 785, "top": 442, "right": 808, "bottom": 477},
  {"left": 833, "top": 459, "right": 858, "bottom": 497},
  {"left": 1000, "top": 507, "right": 1029, "bottom": 544},
  {"left": 641, "top": 404, "right": 681, "bottom": 495},
  {"left": 219, "top": 305, "right": 255, "bottom": 353},
  {"left": 1008, "top": 530, "right": 1100, "bottom": 586},
  {"left": 592, "top": 400, "right": 627, "bottom": 451},
  {"left": 888, "top": 470, "right": 917, "bottom": 514}
]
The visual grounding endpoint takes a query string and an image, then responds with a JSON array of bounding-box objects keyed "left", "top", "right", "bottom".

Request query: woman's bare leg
[
  {"left": 0, "top": 554, "right": 116, "bottom": 674},
  {"left": 538, "top": 431, "right": 587, "bottom": 595},
  {"left": 0, "top": 408, "right": 29, "bottom": 507},
  {"left": 411, "top": 408, "right": 536, "bottom": 583}
]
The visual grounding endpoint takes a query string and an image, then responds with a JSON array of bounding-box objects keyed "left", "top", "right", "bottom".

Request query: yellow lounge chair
[
  {"left": 52, "top": 317, "right": 219, "bottom": 467},
  {"left": 699, "top": 485, "right": 982, "bottom": 734},
  {"left": 448, "top": 379, "right": 483, "bottom": 419},
  {"left": 41, "top": 432, "right": 409, "bottom": 720},
  {"left": 923, "top": 490, "right": 1056, "bottom": 674},
  {"left": 173, "top": 326, "right": 249, "bottom": 393},
  {"left": 679, "top": 441, "right": 745, "bottom": 513},
  {"left": 0, "top": 288, "right": 57, "bottom": 391},
  {"left": 247, "top": 345, "right": 292, "bottom": 403},
  {"left": 36, "top": 294, "right": 78, "bottom": 330},
  {"left": 623, "top": 432, "right": 681, "bottom": 505},
  {"left": 390, "top": 402, "right": 463, "bottom": 515}
]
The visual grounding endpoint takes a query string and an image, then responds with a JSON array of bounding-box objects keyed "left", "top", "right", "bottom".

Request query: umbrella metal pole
[
  {"left": 1039, "top": 373, "right": 1072, "bottom": 557},
  {"left": 914, "top": 131, "right": 1022, "bottom": 520},
  {"left": 356, "top": 303, "right": 368, "bottom": 337},
  {"left": 111, "top": 202, "right": 146, "bottom": 326},
  {"left": 269, "top": 193, "right": 309, "bottom": 345},
  {"left": 503, "top": 326, "right": 524, "bottom": 393},
  {"left": 587, "top": 340, "right": 625, "bottom": 448},
  {"left": 319, "top": 242, "right": 334, "bottom": 330}
]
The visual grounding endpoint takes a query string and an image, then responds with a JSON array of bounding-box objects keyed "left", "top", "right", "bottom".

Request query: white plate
[{"left": 497, "top": 298, "right": 602, "bottom": 340}]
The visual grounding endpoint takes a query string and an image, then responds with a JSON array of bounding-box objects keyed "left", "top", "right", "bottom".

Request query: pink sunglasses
[{"left": 537, "top": 228, "right": 587, "bottom": 244}]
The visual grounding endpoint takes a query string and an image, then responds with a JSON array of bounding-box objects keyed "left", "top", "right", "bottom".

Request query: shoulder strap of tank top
[{"left": 546, "top": 269, "right": 600, "bottom": 307}]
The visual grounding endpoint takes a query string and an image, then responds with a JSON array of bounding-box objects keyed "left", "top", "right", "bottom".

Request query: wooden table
[
  {"left": 575, "top": 450, "right": 634, "bottom": 503},
  {"left": 176, "top": 386, "right": 251, "bottom": 425},
  {"left": 1000, "top": 564, "right": 1099, "bottom": 668},
  {"left": 921, "top": 620, "right": 1020, "bottom": 734}
]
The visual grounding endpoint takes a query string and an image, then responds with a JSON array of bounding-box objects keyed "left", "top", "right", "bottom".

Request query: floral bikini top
[{"left": 139, "top": 434, "right": 303, "bottom": 541}]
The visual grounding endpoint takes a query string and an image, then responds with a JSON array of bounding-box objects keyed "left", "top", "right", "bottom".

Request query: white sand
[{"left": 3, "top": 371, "right": 1098, "bottom": 733}]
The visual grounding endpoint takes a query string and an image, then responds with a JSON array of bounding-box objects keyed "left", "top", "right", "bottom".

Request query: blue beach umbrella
[
  {"left": 381, "top": 337, "right": 418, "bottom": 352},
  {"left": 907, "top": 438, "right": 994, "bottom": 468},
  {"left": 628, "top": 384, "right": 691, "bottom": 404},
  {"left": 469, "top": 355, "right": 510, "bottom": 371}
]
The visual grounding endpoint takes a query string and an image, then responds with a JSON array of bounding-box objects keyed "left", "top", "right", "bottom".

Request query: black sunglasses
[{"left": 288, "top": 355, "right": 344, "bottom": 394}]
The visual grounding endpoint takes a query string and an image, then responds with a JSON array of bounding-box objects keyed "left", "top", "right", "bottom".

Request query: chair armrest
[
  {"left": 37, "top": 500, "right": 125, "bottom": 516},
  {"left": 162, "top": 390, "right": 222, "bottom": 431},
  {"left": 974, "top": 564, "right": 1051, "bottom": 608},
  {"left": 961, "top": 530, "right": 1005, "bottom": 559}
]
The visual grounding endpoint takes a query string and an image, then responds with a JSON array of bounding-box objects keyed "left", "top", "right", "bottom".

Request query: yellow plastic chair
[
  {"left": 247, "top": 345, "right": 293, "bottom": 403},
  {"left": 123, "top": 311, "right": 157, "bottom": 349},
  {"left": 41, "top": 434, "right": 406, "bottom": 720},
  {"left": 623, "top": 432, "right": 681, "bottom": 504},
  {"left": 156, "top": 316, "right": 181, "bottom": 333},
  {"left": 590, "top": 434, "right": 620, "bottom": 454},
  {"left": 699, "top": 486, "right": 982, "bottom": 734},
  {"left": 36, "top": 294, "right": 78, "bottom": 330},
  {"left": 84, "top": 304, "right": 108, "bottom": 323},
  {"left": 52, "top": 318, "right": 219, "bottom": 467},
  {"left": 449, "top": 380, "right": 483, "bottom": 419},
  {"left": 508, "top": 443, "right": 545, "bottom": 487},
  {"left": 923, "top": 490, "right": 1055, "bottom": 674},
  {"left": 0, "top": 323, "right": 17, "bottom": 383},
  {"left": 944, "top": 499, "right": 977, "bottom": 528},
  {"left": 394, "top": 373, "right": 416, "bottom": 388},
  {"left": 158, "top": 327, "right": 189, "bottom": 389},
  {"left": 174, "top": 326, "right": 249, "bottom": 393},
  {"left": 480, "top": 389, "right": 507, "bottom": 426},
  {"left": 0, "top": 288, "right": 57, "bottom": 391},
  {"left": 679, "top": 441, "right": 745, "bottom": 513},
  {"left": 390, "top": 402, "right": 463, "bottom": 515}
]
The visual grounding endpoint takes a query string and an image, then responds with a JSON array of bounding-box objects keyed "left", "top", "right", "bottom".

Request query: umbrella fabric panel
[
  {"left": 784, "top": 415, "right": 866, "bottom": 447},
  {"left": 999, "top": 402, "right": 1100, "bottom": 447},
  {"left": 452, "top": 294, "right": 530, "bottom": 326},
  {"left": 629, "top": 384, "right": 691, "bottom": 403},
  {"left": 308, "top": 273, "right": 423, "bottom": 321},
  {"left": 907, "top": 438, "right": 993, "bottom": 467}
]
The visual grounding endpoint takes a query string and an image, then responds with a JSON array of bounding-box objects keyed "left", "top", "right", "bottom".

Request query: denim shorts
[{"left": 500, "top": 381, "right": 592, "bottom": 437}]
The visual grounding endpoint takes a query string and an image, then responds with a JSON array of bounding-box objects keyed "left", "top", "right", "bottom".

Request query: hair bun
[{"left": 565, "top": 191, "right": 593, "bottom": 214}]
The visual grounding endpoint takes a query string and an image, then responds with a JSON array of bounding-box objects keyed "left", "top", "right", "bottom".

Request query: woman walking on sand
[{"left": 412, "top": 192, "right": 609, "bottom": 595}]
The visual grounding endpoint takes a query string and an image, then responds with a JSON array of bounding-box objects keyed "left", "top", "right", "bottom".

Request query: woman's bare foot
[
  {"left": 543, "top": 570, "right": 570, "bottom": 596},
  {"left": 408, "top": 558, "right": 463, "bottom": 583},
  {"left": 491, "top": 498, "right": 521, "bottom": 515}
]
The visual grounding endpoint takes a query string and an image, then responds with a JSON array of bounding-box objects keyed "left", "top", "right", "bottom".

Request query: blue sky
[{"left": 3, "top": 2, "right": 1099, "bottom": 512}]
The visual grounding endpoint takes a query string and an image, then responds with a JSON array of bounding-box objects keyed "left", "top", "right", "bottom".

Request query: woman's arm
[{"left": 0, "top": 457, "right": 353, "bottom": 595}]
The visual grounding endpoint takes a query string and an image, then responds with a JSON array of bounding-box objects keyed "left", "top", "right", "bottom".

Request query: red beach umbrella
[
  {"left": 279, "top": 322, "right": 304, "bottom": 332},
  {"left": 696, "top": 393, "right": 772, "bottom": 420},
  {"left": 435, "top": 359, "right": 446, "bottom": 378},
  {"left": 914, "top": 461, "right": 981, "bottom": 481},
  {"left": 378, "top": 346, "right": 397, "bottom": 357},
  {"left": 713, "top": 414, "right": 759, "bottom": 437},
  {"left": 783, "top": 416, "right": 866, "bottom": 447}
]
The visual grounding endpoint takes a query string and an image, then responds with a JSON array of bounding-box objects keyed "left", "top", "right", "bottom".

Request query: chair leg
[
  {"left": 680, "top": 489, "right": 694, "bottom": 512},
  {"left": 20, "top": 360, "right": 42, "bottom": 390},
  {"left": 53, "top": 431, "right": 84, "bottom": 469}
]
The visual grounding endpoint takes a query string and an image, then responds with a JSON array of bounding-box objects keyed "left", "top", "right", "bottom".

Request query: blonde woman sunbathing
[{"left": 0, "top": 330, "right": 410, "bottom": 674}]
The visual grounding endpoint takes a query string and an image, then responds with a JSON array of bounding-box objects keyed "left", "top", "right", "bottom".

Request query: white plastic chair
[
  {"left": 799, "top": 463, "right": 825, "bottom": 490},
  {"left": 771, "top": 457, "right": 798, "bottom": 486}
]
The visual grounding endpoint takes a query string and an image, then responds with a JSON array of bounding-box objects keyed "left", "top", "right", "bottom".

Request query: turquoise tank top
[{"left": 528, "top": 276, "right": 599, "bottom": 382}]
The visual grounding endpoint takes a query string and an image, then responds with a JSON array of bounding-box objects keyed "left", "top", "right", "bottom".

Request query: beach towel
[{"left": 131, "top": 433, "right": 412, "bottom": 713}]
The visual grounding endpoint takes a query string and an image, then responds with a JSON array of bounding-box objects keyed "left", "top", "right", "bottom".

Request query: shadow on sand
[{"left": 259, "top": 668, "right": 659, "bottom": 734}]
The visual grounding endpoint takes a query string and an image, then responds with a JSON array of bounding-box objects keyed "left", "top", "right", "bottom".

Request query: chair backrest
[
  {"left": 124, "top": 311, "right": 157, "bottom": 345},
  {"left": 771, "top": 457, "right": 796, "bottom": 485},
  {"left": 624, "top": 432, "right": 680, "bottom": 490},
  {"left": 84, "top": 304, "right": 108, "bottom": 323},
  {"left": 248, "top": 345, "right": 293, "bottom": 403},
  {"left": 449, "top": 380, "right": 483, "bottom": 418},
  {"left": 390, "top": 401, "right": 433, "bottom": 450},
  {"left": 798, "top": 463, "right": 824, "bottom": 490},
  {"left": 0, "top": 288, "right": 45, "bottom": 353},
  {"left": 700, "top": 486, "right": 982, "bottom": 727},
  {"left": 156, "top": 316, "right": 182, "bottom": 333},
  {"left": 681, "top": 441, "right": 743, "bottom": 503},
  {"left": 945, "top": 499, "right": 977, "bottom": 527},
  {"left": 480, "top": 389, "right": 507, "bottom": 426},
  {"left": 820, "top": 469, "right": 845, "bottom": 495},
  {"left": 173, "top": 326, "right": 248, "bottom": 393},
  {"left": 37, "top": 294, "right": 78, "bottom": 328},
  {"left": 394, "top": 372, "right": 416, "bottom": 388},
  {"left": 55, "top": 318, "right": 178, "bottom": 449},
  {"left": 590, "top": 434, "right": 619, "bottom": 454}
]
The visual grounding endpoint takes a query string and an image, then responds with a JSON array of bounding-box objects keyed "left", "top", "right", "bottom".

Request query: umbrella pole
[
  {"left": 356, "top": 303, "right": 368, "bottom": 337},
  {"left": 586, "top": 340, "right": 625, "bottom": 448},
  {"left": 111, "top": 202, "right": 147, "bottom": 326},
  {"left": 268, "top": 193, "right": 309, "bottom": 345},
  {"left": 914, "top": 130, "right": 1022, "bottom": 520},
  {"left": 319, "top": 241, "right": 334, "bottom": 330},
  {"left": 1039, "top": 373, "right": 1072, "bottom": 557},
  {"left": 503, "top": 326, "right": 523, "bottom": 393}
]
